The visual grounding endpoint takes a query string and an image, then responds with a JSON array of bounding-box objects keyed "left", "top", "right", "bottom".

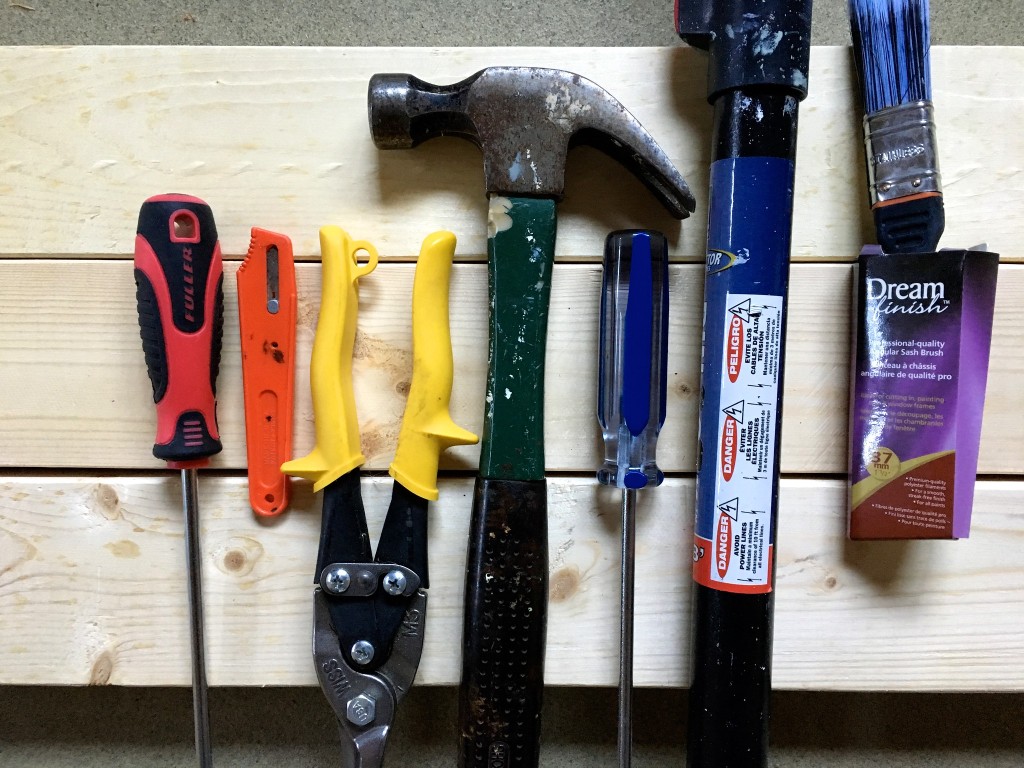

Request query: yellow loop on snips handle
[{"left": 281, "top": 227, "right": 378, "bottom": 492}]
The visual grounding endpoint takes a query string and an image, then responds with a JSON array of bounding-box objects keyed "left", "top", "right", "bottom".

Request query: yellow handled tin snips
[{"left": 283, "top": 228, "right": 477, "bottom": 768}]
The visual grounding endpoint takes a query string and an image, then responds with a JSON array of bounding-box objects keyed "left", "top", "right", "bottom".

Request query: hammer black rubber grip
[{"left": 459, "top": 477, "right": 548, "bottom": 768}]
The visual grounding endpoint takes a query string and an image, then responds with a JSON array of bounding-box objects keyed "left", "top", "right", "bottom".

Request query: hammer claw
[{"left": 369, "top": 67, "right": 695, "bottom": 217}]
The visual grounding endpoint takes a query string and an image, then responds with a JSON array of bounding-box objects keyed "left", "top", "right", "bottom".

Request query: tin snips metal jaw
[
  {"left": 309, "top": 468, "right": 437, "bottom": 768},
  {"left": 283, "top": 228, "right": 477, "bottom": 768},
  {"left": 313, "top": 585, "right": 426, "bottom": 768}
]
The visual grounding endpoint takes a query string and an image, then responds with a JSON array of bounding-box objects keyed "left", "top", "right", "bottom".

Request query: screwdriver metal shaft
[
  {"left": 617, "top": 488, "right": 637, "bottom": 768},
  {"left": 182, "top": 469, "right": 212, "bottom": 768},
  {"left": 597, "top": 230, "right": 669, "bottom": 768}
]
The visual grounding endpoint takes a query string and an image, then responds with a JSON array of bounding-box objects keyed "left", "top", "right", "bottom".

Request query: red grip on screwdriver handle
[{"left": 134, "top": 194, "right": 224, "bottom": 467}]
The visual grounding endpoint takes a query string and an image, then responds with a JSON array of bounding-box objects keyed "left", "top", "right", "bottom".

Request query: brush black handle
[
  {"left": 875, "top": 195, "right": 945, "bottom": 254},
  {"left": 459, "top": 477, "right": 548, "bottom": 768}
]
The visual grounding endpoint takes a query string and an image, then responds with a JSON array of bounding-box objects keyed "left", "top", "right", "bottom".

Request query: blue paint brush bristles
[
  {"left": 849, "top": 0, "right": 944, "bottom": 253},
  {"left": 849, "top": 0, "right": 932, "bottom": 113}
]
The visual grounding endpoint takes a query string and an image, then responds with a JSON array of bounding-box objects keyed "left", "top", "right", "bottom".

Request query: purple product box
[{"left": 848, "top": 248, "right": 999, "bottom": 540}]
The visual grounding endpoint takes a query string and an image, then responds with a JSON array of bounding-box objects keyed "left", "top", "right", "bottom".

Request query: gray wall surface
[{"left": 2, "top": 0, "right": 1022, "bottom": 766}]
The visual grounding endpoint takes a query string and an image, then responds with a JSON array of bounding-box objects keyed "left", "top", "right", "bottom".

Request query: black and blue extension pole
[{"left": 675, "top": 2, "right": 813, "bottom": 766}]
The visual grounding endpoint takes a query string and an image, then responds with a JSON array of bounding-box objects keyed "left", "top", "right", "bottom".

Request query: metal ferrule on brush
[{"left": 864, "top": 100, "right": 941, "bottom": 206}]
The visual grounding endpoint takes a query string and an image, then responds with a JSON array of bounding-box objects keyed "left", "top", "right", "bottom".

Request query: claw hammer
[{"left": 368, "top": 66, "right": 695, "bottom": 768}]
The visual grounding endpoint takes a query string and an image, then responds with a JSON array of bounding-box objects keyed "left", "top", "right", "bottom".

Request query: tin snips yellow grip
[
  {"left": 390, "top": 231, "right": 479, "bottom": 500},
  {"left": 281, "top": 227, "right": 378, "bottom": 492}
]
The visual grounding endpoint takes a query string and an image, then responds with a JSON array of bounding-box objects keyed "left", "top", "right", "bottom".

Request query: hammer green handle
[
  {"left": 460, "top": 196, "right": 555, "bottom": 768},
  {"left": 478, "top": 196, "right": 556, "bottom": 480}
]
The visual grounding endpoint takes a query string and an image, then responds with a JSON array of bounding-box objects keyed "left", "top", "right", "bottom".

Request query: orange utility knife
[{"left": 237, "top": 228, "right": 297, "bottom": 516}]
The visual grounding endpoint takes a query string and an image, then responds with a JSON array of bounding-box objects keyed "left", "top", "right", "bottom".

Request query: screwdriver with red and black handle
[{"left": 134, "top": 193, "right": 224, "bottom": 768}]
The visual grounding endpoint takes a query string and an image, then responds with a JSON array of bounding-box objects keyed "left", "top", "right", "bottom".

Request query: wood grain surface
[
  {"left": 1, "top": 260, "right": 1021, "bottom": 474},
  {"left": 2, "top": 476, "right": 1021, "bottom": 690},
  {"left": 1, "top": 46, "right": 1021, "bottom": 262}
]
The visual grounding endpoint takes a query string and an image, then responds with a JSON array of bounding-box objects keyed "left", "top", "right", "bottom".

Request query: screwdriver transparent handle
[{"left": 597, "top": 230, "right": 669, "bottom": 489}]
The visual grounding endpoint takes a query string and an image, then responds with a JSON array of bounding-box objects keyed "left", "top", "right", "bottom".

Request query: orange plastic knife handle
[{"left": 237, "top": 227, "right": 297, "bottom": 516}]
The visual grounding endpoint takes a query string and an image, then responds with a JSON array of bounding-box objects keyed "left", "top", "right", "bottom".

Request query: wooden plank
[
  {"left": 1, "top": 46, "right": 1021, "bottom": 262},
  {"left": 1, "top": 475, "right": 1021, "bottom": 691},
  {"left": 1, "top": 260, "right": 1021, "bottom": 474}
]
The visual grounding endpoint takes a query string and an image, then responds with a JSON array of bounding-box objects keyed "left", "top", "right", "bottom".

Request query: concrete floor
[
  {"left": 1, "top": 0, "right": 1022, "bottom": 45},
  {"left": 2, "top": 1, "right": 1023, "bottom": 766},
  {"left": 2, "top": 686, "right": 1023, "bottom": 767}
]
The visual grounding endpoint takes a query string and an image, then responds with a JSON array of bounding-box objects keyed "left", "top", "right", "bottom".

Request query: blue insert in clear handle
[{"left": 597, "top": 230, "right": 669, "bottom": 490}]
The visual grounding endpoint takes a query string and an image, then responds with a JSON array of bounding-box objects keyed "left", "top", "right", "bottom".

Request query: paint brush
[{"left": 849, "top": 0, "right": 944, "bottom": 253}]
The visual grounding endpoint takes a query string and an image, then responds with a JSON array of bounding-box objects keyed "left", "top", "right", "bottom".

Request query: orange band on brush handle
[{"left": 872, "top": 190, "right": 942, "bottom": 209}]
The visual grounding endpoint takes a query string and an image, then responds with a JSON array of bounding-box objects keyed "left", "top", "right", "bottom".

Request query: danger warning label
[{"left": 695, "top": 293, "right": 783, "bottom": 592}]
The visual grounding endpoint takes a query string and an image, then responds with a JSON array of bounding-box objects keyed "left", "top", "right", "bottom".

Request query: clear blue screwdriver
[{"left": 597, "top": 230, "right": 669, "bottom": 768}]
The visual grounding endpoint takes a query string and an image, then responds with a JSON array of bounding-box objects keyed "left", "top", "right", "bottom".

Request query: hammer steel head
[{"left": 368, "top": 67, "right": 696, "bottom": 219}]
